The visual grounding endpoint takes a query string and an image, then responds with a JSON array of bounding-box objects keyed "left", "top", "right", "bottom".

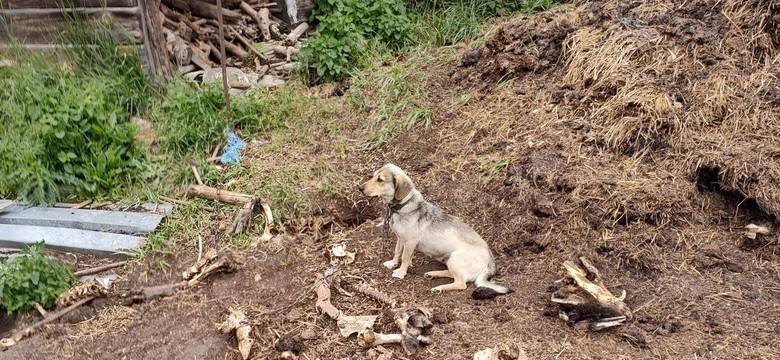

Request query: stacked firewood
[{"left": 159, "top": 0, "right": 315, "bottom": 85}]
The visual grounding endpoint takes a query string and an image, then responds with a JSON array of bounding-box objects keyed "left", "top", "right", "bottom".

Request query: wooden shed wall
[{"left": 0, "top": 0, "right": 172, "bottom": 80}]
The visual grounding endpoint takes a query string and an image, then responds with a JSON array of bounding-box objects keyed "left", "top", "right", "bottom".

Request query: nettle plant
[
  {"left": 0, "top": 242, "right": 76, "bottom": 314},
  {"left": 299, "top": 0, "right": 413, "bottom": 82}
]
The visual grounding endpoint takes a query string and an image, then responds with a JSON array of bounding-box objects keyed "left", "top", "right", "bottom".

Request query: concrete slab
[
  {"left": 0, "top": 206, "right": 163, "bottom": 235},
  {"left": 0, "top": 224, "right": 146, "bottom": 258}
]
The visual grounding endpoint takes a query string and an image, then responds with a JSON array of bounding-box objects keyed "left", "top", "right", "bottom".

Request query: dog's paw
[
  {"left": 383, "top": 260, "right": 398, "bottom": 269},
  {"left": 391, "top": 269, "right": 406, "bottom": 279},
  {"left": 431, "top": 288, "right": 442, "bottom": 294},
  {"left": 423, "top": 273, "right": 433, "bottom": 280}
]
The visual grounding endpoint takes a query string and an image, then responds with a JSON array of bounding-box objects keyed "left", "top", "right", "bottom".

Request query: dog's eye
[{"left": 376, "top": 177, "right": 384, "bottom": 183}]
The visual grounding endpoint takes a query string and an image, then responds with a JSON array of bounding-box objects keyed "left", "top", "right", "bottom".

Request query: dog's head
[{"left": 358, "top": 163, "right": 414, "bottom": 203}]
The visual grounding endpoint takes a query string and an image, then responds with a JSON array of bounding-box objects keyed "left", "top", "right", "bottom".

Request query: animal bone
[
  {"left": 219, "top": 307, "right": 253, "bottom": 359},
  {"left": 745, "top": 224, "right": 770, "bottom": 239},
  {"left": 553, "top": 257, "right": 632, "bottom": 319}
]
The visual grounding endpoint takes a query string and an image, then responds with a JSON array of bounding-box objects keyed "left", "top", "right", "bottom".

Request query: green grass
[
  {"left": 405, "top": 0, "right": 563, "bottom": 47},
  {"left": 141, "top": 202, "right": 203, "bottom": 256},
  {"left": 152, "top": 82, "right": 307, "bottom": 157},
  {"left": 0, "top": 20, "right": 153, "bottom": 205},
  {"left": 348, "top": 63, "right": 432, "bottom": 149},
  {"left": 479, "top": 157, "right": 513, "bottom": 186}
]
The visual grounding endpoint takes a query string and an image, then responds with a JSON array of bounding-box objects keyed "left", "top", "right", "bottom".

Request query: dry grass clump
[
  {"left": 721, "top": 0, "right": 779, "bottom": 62},
  {"left": 558, "top": 160, "right": 696, "bottom": 228},
  {"left": 457, "top": 0, "right": 780, "bottom": 217},
  {"left": 556, "top": 0, "right": 780, "bottom": 216},
  {"left": 68, "top": 305, "right": 138, "bottom": 341}
]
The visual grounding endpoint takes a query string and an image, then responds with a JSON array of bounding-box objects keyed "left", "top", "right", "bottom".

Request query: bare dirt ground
[{"left": 3, "top": 0, "right": 780, "bottom": 359}]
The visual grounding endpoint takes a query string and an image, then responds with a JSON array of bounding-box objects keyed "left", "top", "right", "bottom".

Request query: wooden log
[
  {"left": 269, "top": 44, "right": 298, "bottom": 61},
  {"left": 254, "top": 58, "right": 267, "bottom": 73},
  {"left": 187, "top": 184, "right": 256, "bottom": 205},
  {"left": 208, "top": 41, "right": 224, "bottom": 62},
  {"left": 250, "top": 2, "right": 276, "bottom": 8},
  {"left": 240, "top": 1, "right": 270, "bottom": 40},
  {"left": 159, "top": 3, "right": 181, "bottom": 20},
  {"left": 230, "top": 200, "right": 255, "bottom": 234},
  {"left": 141, "top": 0, "right": 175, "bottom": 81},
  {"left": 286, "top": 22, "right": 308, "bottom": 43},
  {"left": 0, "top": 296, "right": 97, "bottom": 349},
  {"left": 189, "top": 0, "right": 242, "bottom": 22},
  {"left": 179, "top": 64, "right": 196, "bottom": 73},
  {"left": 269, "top": 22, "right": 283, "bottom": 40},
  {"left": 201, "top": 0, "right": 242, "bottom": 8},
  {"left": 161, "top": 0, "right": 190, "bottom": 13},
  {"left": 233, "top": 32, "right": 266, "bottom": 59},
  {"left": 162, "top": 4, "right": 207, "bottom": 36},
  {"left": 222, "top": 39, "right": 248, "bottom": 59},
  {"left": 74, "top": 261, "right": 127, "bottom": 277},
  {"left": 190, "top": 44, "right": 215, "bottom": 69}
]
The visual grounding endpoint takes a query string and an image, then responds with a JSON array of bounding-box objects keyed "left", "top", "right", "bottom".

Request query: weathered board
[
  {"left": 0, "top": 224, "right": 146, "bottom": 257},
  {"left": 0, "top": 0, "right": 172, "bottom": 80},
  {"left": 0, "top": 11, "right": 142, "bottom": 44},
  {"left": 0, "top": 206, "right": 164, "bottom": 234},
  {"left": 1, "top": 0, "right": 137, "bottom": 8}
]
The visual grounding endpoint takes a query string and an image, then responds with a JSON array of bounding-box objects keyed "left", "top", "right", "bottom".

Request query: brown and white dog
[{"left": 358, "top": 163, "right": 512, "bottom": 299}]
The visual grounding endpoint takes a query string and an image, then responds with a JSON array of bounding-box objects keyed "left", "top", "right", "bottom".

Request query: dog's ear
[{"left": 393, "top": 172, "right": 413, "bottom": 201}]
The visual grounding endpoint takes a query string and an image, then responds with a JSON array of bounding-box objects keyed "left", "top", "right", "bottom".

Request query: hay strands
[{"left": 551, "top": 256, "right": 632, "bottom": 331}]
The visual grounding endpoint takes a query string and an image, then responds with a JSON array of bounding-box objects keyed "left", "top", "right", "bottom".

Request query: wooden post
[{"left": 140, "top": 0, "right": 175, "bottom": 82}]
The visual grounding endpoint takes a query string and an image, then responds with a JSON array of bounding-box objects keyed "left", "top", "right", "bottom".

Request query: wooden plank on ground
[
  {"left": 0, "top": 224, "right": 146, "bottom": 257},
  {"left": 0, "top": 207, "right": 164, "bottom": 234}
]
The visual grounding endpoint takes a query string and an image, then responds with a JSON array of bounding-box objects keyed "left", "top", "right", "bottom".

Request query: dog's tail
[{"left": 472, "top": 273, "right": 513, "bottom": 300}]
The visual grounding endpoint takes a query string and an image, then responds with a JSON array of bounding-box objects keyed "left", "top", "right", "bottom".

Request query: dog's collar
[{"left": 387, "top": 198, "right": 412, "bottom": 213}]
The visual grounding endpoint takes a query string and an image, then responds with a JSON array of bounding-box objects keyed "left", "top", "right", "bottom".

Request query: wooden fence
[{"left": 0, "top": 0, "right": 173, "bottom": 79}]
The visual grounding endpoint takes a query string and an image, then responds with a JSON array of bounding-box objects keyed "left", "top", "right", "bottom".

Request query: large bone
[
  {"left": 219, "top": 307, "right": 253, "bottom": 359},
  {"left": 554, "top": 257, "right": 632, "bottom": 319}
]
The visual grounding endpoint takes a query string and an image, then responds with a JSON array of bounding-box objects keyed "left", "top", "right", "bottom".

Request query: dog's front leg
[
  {"left": 392, "top": 240, "right": 417, "bottom": 279},
  {"left": 383, "top": 238, "right": 404, "bottom": 270}
]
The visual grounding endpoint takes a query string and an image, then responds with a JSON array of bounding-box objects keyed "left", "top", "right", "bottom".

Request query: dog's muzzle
[{"left": 357, "top": 184, "right": 366, "bottom": 195}]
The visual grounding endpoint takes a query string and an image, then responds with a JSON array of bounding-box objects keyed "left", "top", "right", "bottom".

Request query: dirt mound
[{"left": 455, "top": 0, "right": 780, "bottom": 219}]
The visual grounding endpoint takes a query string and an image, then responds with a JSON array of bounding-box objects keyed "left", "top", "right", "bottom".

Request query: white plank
[
  {"left": 0, "top": 224, "right": 145, "bottom": 257},
  {"left": 0, "top": 206, "right": 163, "bottom": 234}
]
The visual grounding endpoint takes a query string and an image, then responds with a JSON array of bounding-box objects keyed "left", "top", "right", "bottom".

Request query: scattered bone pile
[{"left": 160, "top": 0, "right": 314, "bottom": 88}]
